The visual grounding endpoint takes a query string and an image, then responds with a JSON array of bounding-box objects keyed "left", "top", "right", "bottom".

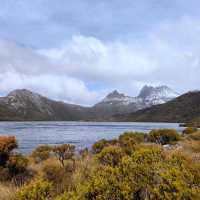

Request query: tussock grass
[{"left": 0, "top": 183, "right": 17, "bottom": 200}]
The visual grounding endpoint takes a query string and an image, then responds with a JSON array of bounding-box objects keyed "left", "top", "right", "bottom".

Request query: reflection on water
[{"left": 0, "top": 121, "right": 183, "bottom": 153}]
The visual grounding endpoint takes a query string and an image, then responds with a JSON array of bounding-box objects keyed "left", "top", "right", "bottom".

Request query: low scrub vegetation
[{"left": 0, "top": 128, "right": 200, "bottom": 200}]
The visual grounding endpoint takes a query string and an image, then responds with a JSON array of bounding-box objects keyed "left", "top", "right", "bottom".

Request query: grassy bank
[{"left": 0, "top": 127, "right": 200, "bottom": 200}]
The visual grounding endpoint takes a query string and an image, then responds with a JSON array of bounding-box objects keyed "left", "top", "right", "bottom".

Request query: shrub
[
  {"left": 119, "top": 132, "right": 145, "bottom": 143},
  {"left": 96, "top": 146, "right": 124, "bottom": 167},
  {"left": 0, "top": 136, "right": 17, "bottom": 166},
  {"left": 16, "top": 179, "right": 52, "bottom": 200},
  {"left": 42, "top": 160, "right": 69, "bottom": 194},
  {"left": 131, "top": 145, "right": 164, "bottom": 165},
  {"left": 0, "top": 136, "right": 18, "bottom": 152},
  {"left": 42, "top": 160, "right": 66, "bottom": 184},
  {"left": 183, "top": 127, "right": 198, "bottom": 135},
  {"left": 53, "top": 144, "right": 75, "bottom": 167},
  {"left": 92, "top": 139, "right": 118, "bottom": 154},
  {"left": 55, "top": 191, "right": 79, "bottom": 200},
  {"left": 0, "top": 166, "right": 10, "bottom": 181},
  {"left": 154, "top": 152, "right": 200, "bottom": 199},
  {"left": 154, "top": 167, "right": 200, "bottom": 199},
  {"left": 7, "top": 154, "right": 28, "bottom": 176},
  {"left": 185, "top": 131, "right": 200, "bottom": 141},
  {"left": 31, "top": 145, "right": 52, "bottom": 163},
  {"left": 148, "top": 129, "right": 181, "bottom": 145},
  {"left": 119, "top": 132, "right": 145, "bottom": 154},
  {"left": 79, "top": 148, "right": 89, "bottom": 158},
  {"left": 85, "top": 146, "right": 163, "bottom": 200},
  {"left": 85, "top": 166, "right": 124, "bottom": 200}
]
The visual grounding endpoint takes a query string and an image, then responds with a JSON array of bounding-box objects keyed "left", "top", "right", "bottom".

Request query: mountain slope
[
  {"left": 113, "top": 91, "right": 200, "bottom": 123},
  {"left": 0, "top": 89, "right": 89, "bottom": 121},
  {"left": 91, "top": 86, "right": 178, "bottom": 119},
  {"left": 91, "top": 90, "right": 144, "bottom": 119},
  {"left": 138, "top": 85, "right": 179, "bottom": 105},
  {"left": 0, "top": 85, "right": 179, "bottom": 121}
]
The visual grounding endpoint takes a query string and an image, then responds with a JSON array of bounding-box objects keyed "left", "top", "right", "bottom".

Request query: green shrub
[
  {"left": 31, "top": 145, "right": 52, "bottom": 163},
  {"left": 96, "top": 146, "right": 124, "bottom": 167},
  {"left": 183, "top": 127, "right": 198, "bottom": 135},
  {"left": 119, "top": 132, "right": 146, "bottom": 154},
  {"left": 148, "top": 129, "right": 181, "bottom": 145},
  {"left": 131, "top": 145, "right": 164, "bottom": 165},
  {"left": 92, "top": 139, "right": 118, "bottom": 154},
  {"left": 119, "top": 132, "right": 145, "bottom": 143},
  {"left": 154, "top": 152, "right": 200, "bottom": 199},
  {"left": 85, "top": 166, "right": 124, "bottom": 200},
  {"left": 55, "top": 191, "right": 79, "bottom": 200},
  {"left": 16, "top": 179, "right": 52, "bottom": 200}
]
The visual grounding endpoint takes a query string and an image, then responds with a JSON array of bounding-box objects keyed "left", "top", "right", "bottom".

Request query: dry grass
[
  {"left": 182, "top": 140, "right": 200, "bottom": 153},
  {"left": 0, "top": 183, "right": 17, "bottom": 200}
]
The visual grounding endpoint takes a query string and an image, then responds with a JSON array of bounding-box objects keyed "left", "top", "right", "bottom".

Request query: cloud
[
  {"left": 0, "top": 16, "right": 200, "bottom": 105},
  {"left": 39, "top": 35, "right": 158, "bottom": 82},
  {"left": 0, "top": 70, "right": 106, "bottom": 106}
]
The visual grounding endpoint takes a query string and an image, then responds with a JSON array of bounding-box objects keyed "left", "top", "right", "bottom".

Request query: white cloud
[
  {"left": 0, "top": 16, "right": 200, "bottom": 104},
  {"left": 39, "top": 35, "right": 158, "bottom": 82},
  {"left": 0, "top": 71, "right": 105, "bottom": 106}
]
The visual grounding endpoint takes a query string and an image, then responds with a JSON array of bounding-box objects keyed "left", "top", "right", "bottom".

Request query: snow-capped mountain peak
[
  {"left": 138, "top": 85, "right": 179, "bottom": 105},
  {"left": 96, "top": 85, "right": 179, "bottom": 111},
  {"left": 102, "top": 90, "right": 139, "bottom": 105}
]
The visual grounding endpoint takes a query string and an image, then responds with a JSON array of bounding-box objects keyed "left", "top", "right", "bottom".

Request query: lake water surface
[{"left": 0, "top": 122, "right": 183, "bottom": 153}]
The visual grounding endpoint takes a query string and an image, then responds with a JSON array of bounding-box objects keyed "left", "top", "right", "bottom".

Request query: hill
[
  {"left": 0, "top": 85, "right": 178, "bottom": 121},
  {"left": 113, "top": 91, "right": 200, "bottom": 123},
  {"left": 0, "top": 89, "right": 89, "bottom": 121}
]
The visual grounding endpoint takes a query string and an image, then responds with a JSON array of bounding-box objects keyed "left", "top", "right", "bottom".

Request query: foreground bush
[
  {"left": 85, "top": 146, "right": 200, "bottom": 200},
  {"left": 183, "top": 127, "right": 198, "bottom": 135},
  {"left": 148, "top": 129, "right": 181, "bottom": 145},
  {"left": 96, "top": 146, "right": 124, "bottom": 167},
  {"left": 0, "top": 136, "right": 17, "bottom": 166},
  {"left": 16, "top": 179, "right": 52, "bottom": 200},
  {"left": 119, "top": 132, "right": 146, "bottom": 154},
  {"left": 185, "top": 131, "right": 200, "bottom": 141},
  {"left": 0, "top": 136, "right": 29, "bottom": 183},
  {"left": 1, "top": 129, "right": 200, "bottom": 200},
  {"left": 53, "top": 144, "right": 75, "bottom": 167},
  {"left": 92, "top": 139, "right": 118, "bottom": 154},
  {"left": 41, "top": 160, "right": 70, "bottom": 194},
  {"left": 7, "top": 154, "right": 28, "bottom": 176},
  {"left": 31, "top": 145, "right": 52, "bottom": 163}
]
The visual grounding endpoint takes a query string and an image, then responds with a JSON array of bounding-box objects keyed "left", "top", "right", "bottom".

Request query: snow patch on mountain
[
  {"left": 102, "top": 90, "right": 140, "bottom": 105},
  {"left": 138, "top": 85, "right": 179, "bottom": 106},
  {"left": 97, "top": 85, "right": 179, "bottom": 109}
]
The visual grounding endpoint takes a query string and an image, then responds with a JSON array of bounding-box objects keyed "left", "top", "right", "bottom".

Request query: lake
[{"left": 0, "top": 122, "right": 183, "bottom": 154}]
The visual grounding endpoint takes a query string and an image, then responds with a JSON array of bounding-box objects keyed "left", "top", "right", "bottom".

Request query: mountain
[
  {"left": 0, "top": 89, "right": 89, "bottom": 121},
  {"left": 0, "top": 85, "right": 179, "bottom": 121},
  {"left": 138, "top": 85, "right": 179, "bottom": 105},
  {"left": 113, "top": 91, "right": 200, "bottom": 123},
  {"left": 91, "top": 85, "right": 179, "bottom": 119},
  {"left": 91, "top": 90, "right": 144, "bottom": 119}
]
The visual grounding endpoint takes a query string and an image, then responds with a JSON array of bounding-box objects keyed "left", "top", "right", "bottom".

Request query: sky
[{"left": 0, "top": 0, "right": 200, "bottom": 105}]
